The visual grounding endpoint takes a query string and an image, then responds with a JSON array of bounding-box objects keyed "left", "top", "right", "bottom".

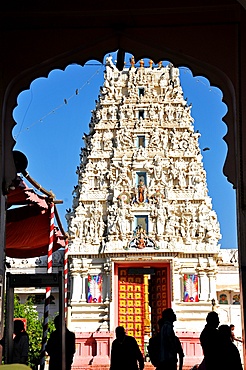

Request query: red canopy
[{"left": 6, "top": 178, "right": 66, "bottom": 258}]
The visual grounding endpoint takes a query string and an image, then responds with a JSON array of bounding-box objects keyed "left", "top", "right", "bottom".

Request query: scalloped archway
[{"left": 1, "top": 2, "right": 246, "bottom": 362}]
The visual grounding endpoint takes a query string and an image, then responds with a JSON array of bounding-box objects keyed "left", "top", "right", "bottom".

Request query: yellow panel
[
  {"left": 135, "top": 300, "right": 141, "bottom": 306},
  {"left": 120, "top": 293, "right": 126, "bottom": 298},
  {"left": 127, "top": 293, "right": 134, "bottom": 299},
  {"left": 135, "top": 308, "right": 142, "bottom": 314},
  {"left": 136, "top": 323, "right": 142, "bottom": 330},
  {"left": 119, "top": 300, "right": 126, "bottom": 306},
  {"left": 119, "top": 316, "right": 126, "bottom": 322},
  {"left": 128, "top": 308, "right": 134, "bottom": 314},
  {"left": 128, "top": 300, "right": 134, "bottom": 306},
  {"left": 119, "top": 285, "right": 126, "bottom": 291},
  {"left": 128, "top": 330, "right": 134, "bottom": 336},
  {"left": 128, "top": 316, "right": 134, "bottom": 322},
  {"left": 136, "top": 338, "right": 142, "bottom": 346},
  {"left": 128, "top": 323, "right": 134, "bottom": 329},
  {"left": 135, "top": 293, "right": 141, "bottom": 299},
  {"left": 136, "top": 316, "right": 142, "bottom": 322},
  {"left": 119, "top": 308, "right": 126, "bottom": 314},
  {"left": 127, "top": 285, "right": 134, "bottom": 291},
  {"left": 135, "top": 286, "right": 141, "bottom": 291}
]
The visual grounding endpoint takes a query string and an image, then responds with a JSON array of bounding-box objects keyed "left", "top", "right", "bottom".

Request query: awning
[{"left": 6, "top": 177, "right": 66, "bottom": 258}]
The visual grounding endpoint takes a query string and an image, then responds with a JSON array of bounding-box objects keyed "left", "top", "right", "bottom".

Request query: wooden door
[{"left": 118, "top": 268, "right": 145, "bottom": 352}]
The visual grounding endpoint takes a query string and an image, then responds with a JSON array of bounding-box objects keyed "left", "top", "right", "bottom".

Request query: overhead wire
[{"left": 13, "top": 61, "right": 222, "bottom": 139}]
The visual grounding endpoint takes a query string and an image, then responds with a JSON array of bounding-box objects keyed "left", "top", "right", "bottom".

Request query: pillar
[{"left": 70, "top": 258, "right": 82, "bottom": 303}]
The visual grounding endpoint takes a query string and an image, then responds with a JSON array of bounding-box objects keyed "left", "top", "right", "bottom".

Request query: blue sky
[{"left": 12, "top": 52, "right": 237, "bottom": 249}]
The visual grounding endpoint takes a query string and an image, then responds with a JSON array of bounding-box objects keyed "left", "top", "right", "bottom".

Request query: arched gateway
[{"left": 67, "top": 57, "right": 221, "bottom": 368}]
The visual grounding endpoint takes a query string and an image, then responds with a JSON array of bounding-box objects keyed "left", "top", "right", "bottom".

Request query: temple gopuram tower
[{"left": 66, "top": 56, "right": 221, "bottom": 367}]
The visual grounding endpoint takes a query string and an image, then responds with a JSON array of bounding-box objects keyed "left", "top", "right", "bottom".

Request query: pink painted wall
[{"left": 72, "top": 331, "right": 203, "bottom": 369}]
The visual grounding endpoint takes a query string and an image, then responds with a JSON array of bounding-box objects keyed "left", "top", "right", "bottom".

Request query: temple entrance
[{"left": 118, "top": 266, "right": 169, "bottom": 354}]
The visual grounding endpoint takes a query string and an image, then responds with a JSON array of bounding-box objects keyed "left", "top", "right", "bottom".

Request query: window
[
  {"left": 134, "top": 215, "right": 148, "bottom": 234},
  {"left": 183, "top": 274, "right": 199, "bottom": 302},
  {"left": 139, "top": 110, "right": 144, "bottom": 119},
  {"left": 138, "top": 88, "right": 145, "bottom": 97},
  {"left": 136, "top": 172, "right": 147, "bottom": 185},
  {"left": 87, "top": 274, "right": 102, "bottom": 303},
  {"left": 137, "top": 135, "right": 145, "bottom": 148}
]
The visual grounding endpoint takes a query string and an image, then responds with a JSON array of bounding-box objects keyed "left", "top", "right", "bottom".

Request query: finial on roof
[
  {"left": 158, "top": 61, "right": 163, "bottom": 68},
  {"left": 139, "top": 59, "right": 144, "bottom": 68},
  {"left": 149, "top": 60, "right": 153, "bottom": 68}
]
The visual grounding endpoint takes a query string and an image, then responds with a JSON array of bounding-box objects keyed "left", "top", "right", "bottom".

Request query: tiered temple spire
[{"left": 67, "top": 56, "right": 221, "bottom": 254}]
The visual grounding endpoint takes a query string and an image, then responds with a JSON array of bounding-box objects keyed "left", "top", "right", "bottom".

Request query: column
[
  {"left": 80, "top": 269, "right": 88, "bottom": 302},
  {"left": 70, "top": 258, "right": 82, "bottom": 303},
  {"left": 197, "top": 271, "right": 207, "bottom": 301},
  {"left": 103, "top": 260, "right": 111, "bottom": 304},
  {"left": 207, "top": 271, "right": 217, "bottom": 302},
  {"left": 173, "top": 260, "right": 181, "bottom": 302}
]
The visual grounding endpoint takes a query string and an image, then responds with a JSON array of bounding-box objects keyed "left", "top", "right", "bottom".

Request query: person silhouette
[
  {"left": 12, "top": 320, "right": 29, "bottom": 365},
  {"left": 199, "top": 311, "right": 220, "bottom": 370},
  {"left": 110, "top": 326, "right": 144, "bottom": 370},
  {"left": 148, "top": 318, "right": 164, "bottom": 368},
  {"left": 159, "top": 308, "right": 184, "bottom": 370},
  {"left": 218, "top": 324, "right": 243, "bottom": 370},
  {"left": 45, "top": 315, "right": 75, "bottom": 370}
]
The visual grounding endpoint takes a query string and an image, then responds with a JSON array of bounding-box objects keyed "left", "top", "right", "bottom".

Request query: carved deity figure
[
  {"left": 136, "top": 179, "right": 148, "bottom": 203},
  {"left": 148, "top": 127, "right": 161, "bottom": 147},
  {"left": 116, "top": 127, "right": 133, "bottom": 148},
  {"left": 103, "top": 129, "right": 113, "bottom": 150},
  {"left": 156, "top": 206, "right": 166, "bottom": 236},
  {"left": 116, "top": 202, "right": 128, "bottom": 236}
]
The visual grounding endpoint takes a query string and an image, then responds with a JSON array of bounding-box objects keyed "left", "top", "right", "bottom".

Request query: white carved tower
[{"left": 66, "top": 56, "right": 221, "bottom": 359}]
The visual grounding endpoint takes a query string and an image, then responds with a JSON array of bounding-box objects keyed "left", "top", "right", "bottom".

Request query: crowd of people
[
  {"left": 110, "top": 308, "right": 244, "bottom": 370},
  {"left": 197, "top": 311, "right": 243, "bottom": 370},
  {"left": 0, "top": 309, "right": 243, "bottom": 370}
]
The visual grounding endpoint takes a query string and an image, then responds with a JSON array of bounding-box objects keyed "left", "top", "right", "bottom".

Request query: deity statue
[
  {"left": 136, "top": 227, "right": 146, "bottom": 249},
  {"left": 137, "top": 179, "right": 147, "bottom": 203}
]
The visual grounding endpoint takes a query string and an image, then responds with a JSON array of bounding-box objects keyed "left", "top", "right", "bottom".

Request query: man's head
[
  {"left": 206, "top": 311, "right": 220, "bottom": 328},
  {"left": 162, "top": 308, "right": 177, "bottom": 323},
  {"left": 115, "top": 326, "right": 126, "bottom": 342},
  {"left": 54, "top": 315, "right": 62, "bottom": 329},
  {"left": 218, "top": 324, "right": 231, "bottom": 340},
  {"left": 14, "top": 319, "right": 24, "bottom": 335}
]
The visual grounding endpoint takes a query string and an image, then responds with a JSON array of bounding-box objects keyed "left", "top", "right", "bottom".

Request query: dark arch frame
[{"left": 1, "top": 1, "right": 246, "bottom": 363}]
